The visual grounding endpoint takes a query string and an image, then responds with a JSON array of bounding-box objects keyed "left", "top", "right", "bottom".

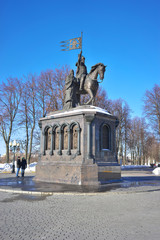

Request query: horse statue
[
  {"left": 75, "top": 63, "right": 107, "bottom": 105},
  {"left": 63, "top": 52, "right": 107, "bottom": 110}
]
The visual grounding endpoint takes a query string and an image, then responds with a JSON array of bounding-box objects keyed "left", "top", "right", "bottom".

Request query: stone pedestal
[{"left": 35, "top": 105, "right": 121, "bottom": 185}]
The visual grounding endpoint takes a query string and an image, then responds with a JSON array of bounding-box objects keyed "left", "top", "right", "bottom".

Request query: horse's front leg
[
  {"left": 92, "top": 89, "right": 97, "bottom": 105},
  {"left": 92, "top": 97, "right": 95, "bottom": 105},
  {"left": 86, "top": 88, "right": 94, "bottom": 105},
  {"left": 76, "top": 93, "right": 80, "bottom": 106}
]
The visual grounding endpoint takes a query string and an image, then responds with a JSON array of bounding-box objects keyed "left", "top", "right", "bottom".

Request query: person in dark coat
[
  {"left": 21, "top": 157, "right": 27, "bottom": 177},
  {"left": 16, "top": 156, "right": 21, "bottom": 177}
]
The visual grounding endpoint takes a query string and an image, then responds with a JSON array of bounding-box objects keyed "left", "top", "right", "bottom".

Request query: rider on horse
[{"left": 76, "top": 50, "right": 87, "bottom": 91}]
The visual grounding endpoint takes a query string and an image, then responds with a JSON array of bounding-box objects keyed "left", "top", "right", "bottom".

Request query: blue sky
[{"left": 0, "top": 0, "right": 160, "bottom": 155}]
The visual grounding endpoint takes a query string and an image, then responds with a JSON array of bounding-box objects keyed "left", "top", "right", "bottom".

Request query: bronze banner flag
[{"left": 60, "top": 34, "right": 82, "bottom": 51}]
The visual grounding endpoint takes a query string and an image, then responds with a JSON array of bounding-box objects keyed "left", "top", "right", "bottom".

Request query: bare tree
[
  {"left": 0, "top": 78, "right": 22, "bottom": 162},
  {"left": 111, "top": 99, "right": 131, "bottom": 165},
  {"left": 143, "top": 84, "right": 160, "bottom": 162},
  {"left": 37, "top": 70, "right": 54, "bottom": 117},
  {"left": 37, "top": 66, "right": 70, "bottom": 115},
  {"left": 143, "top": 84, "right": 160, "bottom": 138},
  {"left": 94, "top": 87, "right": 112, "bottom": 112},
  {"left": 145, "top": 134, "right": 159, "bottom": 164},
  {"left": 19, "top": 74, "right": 38, "bottom": 165},
  {"left": 129, "top": 117, "right": 148, "bottom": 165}
]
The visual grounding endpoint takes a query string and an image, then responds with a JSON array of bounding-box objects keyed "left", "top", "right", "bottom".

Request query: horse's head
[
  {"left": 97, "top": 63, "right": 107, "bottom": 80},
  {"left": 89, "top": 63, "right": 107, "bottom": 82}
]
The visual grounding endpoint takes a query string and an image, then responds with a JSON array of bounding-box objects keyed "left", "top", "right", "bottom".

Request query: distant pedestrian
[
  {"left": 21, "top": 157, "right": 27, "bottom": 177},
  {"left": 16, "top": 156, "right": 21, "bottom": 177}
]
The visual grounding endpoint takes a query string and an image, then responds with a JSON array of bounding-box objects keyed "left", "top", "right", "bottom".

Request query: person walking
[
  {"left": 16, "top": 156, "right": 21, "bottom": 177},
  {"left": 21, "top": 157, "right": 27, "bottom": 177}
]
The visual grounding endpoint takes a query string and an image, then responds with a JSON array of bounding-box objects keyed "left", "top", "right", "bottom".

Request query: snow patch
[
  {"left": 42, "top": 106, "right": 111, "bottom": 119},
  {"left": 121, "top": 165, "right": 149, "bottom": 170},
  {"left": 0, "top": 162, "right": 37, "bottom": 173},
  {"left": 152, "top": 167, "right": 160, "bottom": 176},
  {"left": 0, "top": 163, "right": 12, "bottom": 172}
]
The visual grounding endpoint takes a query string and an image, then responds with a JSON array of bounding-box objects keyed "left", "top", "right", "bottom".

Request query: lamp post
[{"left": 9, "top": 140, "right": 20, "bottom": 173}]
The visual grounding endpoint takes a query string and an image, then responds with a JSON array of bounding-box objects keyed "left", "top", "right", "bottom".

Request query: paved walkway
[
  {"left": 0, "top": 168, "right": 160, "bottom": 195},
  {"left": 0, "top": 169, "right": 160, "bottom": 240},
  {"left": 0, "top": 182, "right": 160, "bottom": 240}
]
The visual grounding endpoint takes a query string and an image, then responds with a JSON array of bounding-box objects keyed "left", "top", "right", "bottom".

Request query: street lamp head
[
  {"left": 13, "top": 140, "right": 17, "bottom": 147},
  {"left": 9, "top": 142, "right": 12, "bottom": 147}
]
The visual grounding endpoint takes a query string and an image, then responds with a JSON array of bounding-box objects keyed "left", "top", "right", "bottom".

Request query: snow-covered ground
[
  {"left": 0, "top": 163, "right": 160, "bottom": 176},
  {"left": 121, "top": 165, "right": 149, "bottom": 170},
  {"left": 121, "top": 165, "right": 160, "bottom": 176},
  {"left": 152, "top": 167, "right": 160, "bottom": 176},
  {"left": 0, "top": 162, "right": 37, "bottom": 173}
]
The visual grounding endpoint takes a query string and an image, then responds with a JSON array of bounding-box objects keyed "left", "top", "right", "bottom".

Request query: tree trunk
[
  {"left": 25, "top": 126, "right": 29, "bottom": 165},
  {"left": 28, "top": 119, "right": 35, "bottom": 165},
  {"left": 6, "top": 143, "right": 10, "bottom": 163},
  {"left": 28, "top": 131, "right": 33, "bottom": 165}
]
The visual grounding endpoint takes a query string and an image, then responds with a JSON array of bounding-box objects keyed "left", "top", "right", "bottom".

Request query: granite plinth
[{"left": 35, "top": 106, "right": 121, "bottom": 185}]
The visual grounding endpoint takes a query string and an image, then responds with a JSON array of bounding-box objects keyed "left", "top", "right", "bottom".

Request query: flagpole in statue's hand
[
  {"left": 81, "top": 32, "right": 83, "bottom": 52},
  {"left": 79, "top": 50, "right": 82, "bottom": 60},
  {"left": 76, "top": 50, "right": 82, "bottom": 67}
]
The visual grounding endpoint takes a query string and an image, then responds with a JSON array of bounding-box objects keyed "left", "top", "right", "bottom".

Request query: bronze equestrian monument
[{"left": 35, "top": 48, "right": 121, "bottom": 185}]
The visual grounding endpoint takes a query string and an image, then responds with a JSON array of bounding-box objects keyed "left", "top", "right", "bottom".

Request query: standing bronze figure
[{"left": 63, "top": 70, "right": 77, "bottom": 110}]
